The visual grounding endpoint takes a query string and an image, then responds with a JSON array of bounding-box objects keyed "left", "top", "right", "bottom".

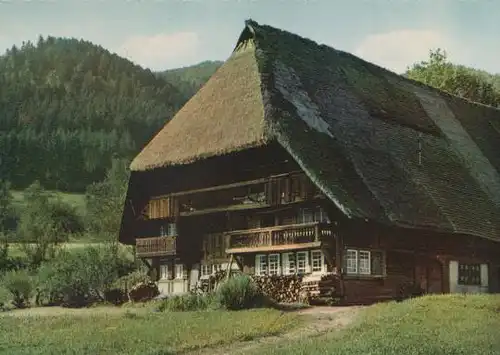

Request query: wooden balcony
[
  {"left": 136, "top": 236, "right": 176, "bottom": 257},
  {"left": 225, "top": 222, "right": 333, "bottom": 253}
]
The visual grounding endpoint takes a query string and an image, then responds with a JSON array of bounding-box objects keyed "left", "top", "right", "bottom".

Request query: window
[
  {"left": 345, "top": 249, "right": 358, "bottom": 274},
  {"left": 160, "top": 223, "right": 177, "bottom": 237},
  {"left": 358, "top": 251, "right": 371, "bottom": 275},
  {"left": 314, "top": 207, "right": 330, "bottom": 223},
  {"left": 268, "top": 254, "right": 280, "bottom": 275},
  {"left": 213, "top": 264, "right": 223, "bottom": 274},
  {"left": 159, "top": 264, "right": 169, "bottom": 280},
  {"left": 298, "top": 208, "right": 314, "bottom": 224},
  {"left": 458, "top": 263, "right": 481, "bottom": 286},
  {"left": 175, "top": 264, "right": 185, "bottom": 279},
  {"left": 344, "top": 249, "right": 385, "bottom": 277},
  {"left": 311, "top": 250, "right": 325, "bottom": 273},
  {"left": 201, "top": 264, "right": 211, "bottom": 277},
  {"left": 296, "top": 251, "right": 309, "bottom": 274},
  {"left": 282, "top": 253, "right": 296, "bottom": 275},
  {"left": 255, "top": 254, "right": 268, "bottom": 276}
]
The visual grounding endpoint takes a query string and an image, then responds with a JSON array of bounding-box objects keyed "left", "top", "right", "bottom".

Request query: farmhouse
[{"left": 119, "top": 20, "right": 500, "bottom": 304}]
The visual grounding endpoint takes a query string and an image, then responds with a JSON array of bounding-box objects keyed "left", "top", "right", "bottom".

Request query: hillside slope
[
  {"left": 0, "top": 36, "right": 187, "bottom": 192},
  {"left": 161, "top": 60, "right": 223, "bottom": 101}
]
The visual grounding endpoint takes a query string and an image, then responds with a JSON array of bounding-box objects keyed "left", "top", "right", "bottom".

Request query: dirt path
[{"left": 183, "top": 306, "right": 364, "bottom": 355}]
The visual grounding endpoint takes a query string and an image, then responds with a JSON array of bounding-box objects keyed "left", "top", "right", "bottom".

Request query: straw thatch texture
[
  {"left": 130, "top": 41, "right": 268, "bottom": 171},
  {"left": 127, "top": 20, "right": 500, "bottom": 241}
]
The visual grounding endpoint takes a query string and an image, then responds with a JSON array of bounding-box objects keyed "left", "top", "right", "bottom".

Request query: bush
[
  {"left": 158, "top": 293, "right": 214, "bottom": 312},
  {"left": 1, "top": 269, "right": 33, "bottom": 308},
  {"left": 36, "top": 244, "right": 136, "bottom": 307},
  {"left": 214, "top": 274, "right": 267, "bottom": 310},
  {"left": 112, "top": 268, "right": 151, "bottom": 291},
  {"left": 0, "top": 284, "right": 10, "bottom": 310}
]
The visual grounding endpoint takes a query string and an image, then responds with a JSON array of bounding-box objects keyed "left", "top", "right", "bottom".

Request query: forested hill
[
  {"left": 160, "top": 60, "right": 223, "bottom": 102},
  {"left": 0, "top": 36, "right": 195, "bottom": 192}
]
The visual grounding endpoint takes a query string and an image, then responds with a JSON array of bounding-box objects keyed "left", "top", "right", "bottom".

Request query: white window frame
[
  {"left": 212, "top": 264, "right": 223, "bottom": 274},
  {"left": 282, "top": 252, "right": 296, "bottom": 275},
  {"left": 255, "top": 254, "right": 267, "bottom": 276},
  {"left": 200, "top": 264, "right": 211, "bottom": 277},
  {"left": 345, "top": 249, "right": 358, "bottom": 274},
  {"left": 358, "top": 250, "right": 371, "bottom": 275},
  {"left": 175, "top": 264, "right": 185, "bottom": 279},
  {"left": 345, "top": 249, "right": 373, "bottom": 276},
  {"left": 159, "top": 264, "right": 169, "bottom": 280},
  {"left": 268, "top": 254, "right": 281, "bottom": 276},
  {"left": 296, "top": 251, "right": 309, "bottom": 274},
  {"left": 311, "top": 249, "right": 325, "bottom": 274}
]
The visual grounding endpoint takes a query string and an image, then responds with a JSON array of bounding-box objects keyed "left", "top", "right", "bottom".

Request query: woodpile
[
  {"left": 128, "top": 281, "right": 160, "bottom": 302},
  {"left": 301, "top": 273, "right": 340, "bottom": 305},
  {"left": 251, "top": 275, "right": 303, "bottom": 303},
  {"left": 251, "top": 273, "right": 341, "bottom": 305}
]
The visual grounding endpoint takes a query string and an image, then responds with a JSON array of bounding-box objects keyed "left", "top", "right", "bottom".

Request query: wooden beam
[
  {"left": 179, "top": 203, "right": 270, "bottom": 217},
  {"left": 321, "top": 247, "right": 335, "bottom": 271},
  {"left": 152, "top": 171, "right": 303, "bottom": 199},
  {"left": 226, "top": 254, "right": 234, "bottom": 280},
  {"left": 234, "top": 255, "right": 244, "bottom": 271},
  {"left": 226, "top": 241, "right": 322, "bottom": 254},
  {"left": 335, "top": 231, "right": 345, "bottom": 297}
]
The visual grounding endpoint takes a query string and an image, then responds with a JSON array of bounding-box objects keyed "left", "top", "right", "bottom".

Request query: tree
[
  {"left": 17, "top": 181, "right": 68, "bottom": 268},
  {"left": 85, "top": 158, "right": 130, "bottom": 240},
  {"left": 0, "top": 180, "right": 14, "bottom": 236},
  {"left": 406, "top": 48, "right": 500, "bottom": 107}
]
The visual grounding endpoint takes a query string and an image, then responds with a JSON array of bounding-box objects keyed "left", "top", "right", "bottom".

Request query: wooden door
[{"left": 415, "top": 257, "right": 443, "bottom": 294}]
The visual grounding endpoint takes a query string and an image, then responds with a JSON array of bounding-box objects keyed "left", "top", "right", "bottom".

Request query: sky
[{"left": 0, "top": 0, "right": 499, "bottom": 75}]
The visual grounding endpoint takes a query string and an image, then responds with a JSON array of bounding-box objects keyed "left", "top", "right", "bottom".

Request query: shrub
[
  {"left": 214, "top": 274, "right": 267, "bottom": 310},
  {"left": 112, "top": 268, "right": 151, "bottom": 292},
  {"left": 36, "top": 244, "right": 136, "bottom": 307},
  {"left": 1, "top": 269, "right": 33, "bottom": 308},
  {"left": 0, "top": 284, "right": 10, "bottom": 310},
  {"left": 158, "top": 293, "right": 214, "bottom": 312}
]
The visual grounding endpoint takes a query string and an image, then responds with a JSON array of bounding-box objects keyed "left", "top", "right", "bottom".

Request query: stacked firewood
[
  {"left": 251, "top": 275, "right": 303, "bottom": 303},
  {"left": 301, "top": 273, "right": 340, "bottom": 305}
]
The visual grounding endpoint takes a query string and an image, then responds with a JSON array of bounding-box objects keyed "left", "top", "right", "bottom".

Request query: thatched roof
[
  {"left": 130, "top": 40, "right": 269, "bottom": 171},
  {"left": 128, "top": 20, "right": 500, "bottom": 242}
]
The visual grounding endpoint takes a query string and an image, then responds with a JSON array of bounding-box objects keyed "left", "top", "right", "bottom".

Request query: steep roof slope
[
  {"left": 130, "top": 41, "right": 269, "bottom": 171},
  {"left": 129, "top": 20, "right": 500, "bottom": 241}
]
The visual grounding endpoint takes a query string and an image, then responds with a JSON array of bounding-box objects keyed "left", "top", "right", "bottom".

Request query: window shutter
[{"left": 371, "top": 251, "right": 385, "bottom": 276}]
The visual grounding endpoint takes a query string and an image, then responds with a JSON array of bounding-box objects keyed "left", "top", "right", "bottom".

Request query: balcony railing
[
  {"left": 225, "top": 222, "right": 333, "bottom": 252},
  {"left": 136, "top": 236, "right": 176, "bottom": 257}
]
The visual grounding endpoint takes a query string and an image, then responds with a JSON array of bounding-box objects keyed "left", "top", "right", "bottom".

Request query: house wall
[{"left": 338, "top": 223, "right": 500, "bottom": 304}]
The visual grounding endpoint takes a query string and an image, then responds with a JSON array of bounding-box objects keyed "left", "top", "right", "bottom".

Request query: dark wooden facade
[{"left": 126, "top": 144, "right": 500, "bottom": 304}]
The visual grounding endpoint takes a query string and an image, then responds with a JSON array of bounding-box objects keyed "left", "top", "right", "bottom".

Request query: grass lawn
[
  {"left": 0, "top": 306, "right": 297, "bottom": 355},
  {"left": 6, "top": 242, "right": 134, "bottom": 260},
  {"left": 252, "top": 294, "right": 500, "bottom": 355},
  {"left": 11, "top": 190, "right": 86, "bottom": 215}
]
